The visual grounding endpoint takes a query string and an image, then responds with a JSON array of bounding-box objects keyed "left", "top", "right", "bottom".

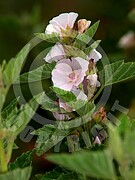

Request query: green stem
[
  {"left": 6, "top": 137, "right": 14, "bottom": 164},
  {"left": 91, "top": 85, "right": 104, "bottom": 102},
  {"left": 67, "top": 136, "right": 75, "bottom": 152},
  {"left": 0, "top": 139, "right": 7, "bottom": 172}
]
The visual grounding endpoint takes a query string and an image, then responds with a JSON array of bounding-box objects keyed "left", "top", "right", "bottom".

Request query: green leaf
[
  {"left": 84, "top": 40, "right": 101, "bottom": 55},
  {"left": 38, "top": 166, "right": 67, "bottom": 180},
  {"left": 0, "top": 91, "right": 5, "bottom": 112},
  {"left": 9, "top": 150, "right": 34, "bottom": 170},
  {"left": 64, "top": 45, "right": 87, "bottom": 59},
  {"left": 34, "top": 124, "right": 71, "bottom": 155},
  {"left": 35, "top": 33, "right": 60, "bottom": 43},
  {"left": 38, "top": 166, "right": 79, "bottom": 180},
  {"left": 13, "top": 143, "right": 18, "bottom": 150},
  {"left": 51, "top": 87, "right": 95, "bottom": 116},
  {"left": 99, "top": 60, "right": 135, "bottom": 86},
  {"left": 55, "top": 111, "right": 94, "bottom": 130},
  {"left": 2, "top": 44, "right": 30, "bottom": 87},
  {"left": 51, "top": 87, "right": 76, "bottom": 102},
  {"left": 47, "top": 150, "right": 115, "bottom": 179},
  {"left": 35, "top": 103, "right": 95, "bottom": 155},
  {"left": 1, "top": 97, "right": 19, "bottom": 120},
  {"left": 108, "top": 123, "right": 124, "bottom": 164},
  {"left": 0, "top": 167, "right": 32, "bottom": 180},
  {"left": 14, "top": 62, "right": 55, "bottom": 84},
  {"left": 123, "top": 131, "right": 135, "bottom": 162},
  {"left": 7, "top": 92, "right": 45, "bottom": 135},
  {"left": 41, "top": 93, "right": 59, "bottom": 112},
  {"left": 56, "top": 173, "right": 78, "bottom": 180},
  {"left": 74, "top": 21, "right": 100, "bottom": 49}
]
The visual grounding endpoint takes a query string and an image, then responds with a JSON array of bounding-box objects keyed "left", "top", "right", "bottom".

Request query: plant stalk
[{"left": 0, "top": 139, "right": 7, "bottom": 172}]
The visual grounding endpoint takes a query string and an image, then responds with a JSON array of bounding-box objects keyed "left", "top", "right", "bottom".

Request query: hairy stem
[
  {"left": 0, "top": 139, "right": 7, "bottom": 172},
  {"left": 91, "top": 85, "right": 104, "bottom": 102}
]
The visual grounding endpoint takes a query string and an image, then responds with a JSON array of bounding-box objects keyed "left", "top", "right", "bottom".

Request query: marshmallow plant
[
  {"left": 41, "top": 12, "right": 102, "bottom": 119},
  {"left": 22, "top": 12, "right": 135, "bottom": 155},
  {"left": 1, "top": 12, "right": 135, "bottom": 180}
]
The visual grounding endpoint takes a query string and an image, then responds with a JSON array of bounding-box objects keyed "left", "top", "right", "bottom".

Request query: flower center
[{"left": 69, "top": 72, "right": 76, "bottom": 80}]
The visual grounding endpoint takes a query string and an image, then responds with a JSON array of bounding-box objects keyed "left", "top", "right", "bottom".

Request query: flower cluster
[{"left": 44, "top": 12, "right": 102, "bottom": 120}]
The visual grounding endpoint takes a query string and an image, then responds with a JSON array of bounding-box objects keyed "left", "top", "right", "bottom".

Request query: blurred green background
[{"left": 1, "top": 0, "right": 135, "bottom": 175}]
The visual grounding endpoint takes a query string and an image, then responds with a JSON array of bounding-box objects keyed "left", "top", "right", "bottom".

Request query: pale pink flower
[
  {"left": 45, "top": 12, "right": 78, "bottom": 36},
  {"left": 44, "top": 43, "right": 66, "bottom": 63},
  {"left": 88, "top": 49, "right": 102, "bottom": 63},
  {"left": 87, "top": 73, "right": 101, "bottom": 87},
  {"left": 52, "top": 57, "right": 89, "bottom": 91},
  {"left": 118, "top": 31, "right": 135, "bottom": 49}
]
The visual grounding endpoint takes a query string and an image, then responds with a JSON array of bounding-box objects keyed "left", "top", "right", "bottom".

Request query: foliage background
[{"left": 0, "top": 0, "right": 135, "bottom": 174}]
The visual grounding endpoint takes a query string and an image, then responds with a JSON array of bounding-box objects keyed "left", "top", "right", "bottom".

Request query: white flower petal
[
  {"left": 72, "top": 88, "right": 87, "bottom": 101},
  {"left": 52, "top": 58, "right": 87, "bottom": 91},
  {"left": 50, "top": 13, "right": 69, "bottom": 29},
  {"left": 57, "top": 59, "right": 72, "bottom": 66},
  {"left": 72, "top": 57, "right": 89, "bottom": 72},
  {"left": 58, "top": 82, "right": 74, "bottom": 91},
  {"left": 87, "top": 73, "right": 100, "bottom": 87},
  {"left": 88, "top": 49, "right": 102, "bottom": 63},
  {"left": 67, "top": 12, "right": 78, "bottom": 28},
  {"left": 74, "top": 70, "right": 85, "bottom": 86},
  {"left": 52, "top": 69, "right": 69, "bottom": 86},
  {"left": 55, "top": 63, "right": 72, "bottom": 75},
  {"left": 45, "top": 12, "right": 78, "bottom": 35},
  {"left": 44, "top": 43, "right": 66, "bottom": 63},
  {"left": 45, "top": 24, "right": 60, "bottom": 34}
]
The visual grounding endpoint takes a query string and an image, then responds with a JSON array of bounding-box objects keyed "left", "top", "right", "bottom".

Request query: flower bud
[
  {"left": 92, "top": 107, "right": 107, "bottom": 124},
  {"left": 77, "top": 19, "right": 91, "bottom": 34}
]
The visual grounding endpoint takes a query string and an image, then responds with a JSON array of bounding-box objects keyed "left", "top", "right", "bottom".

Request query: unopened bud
[
  {"left": 92, "top": 107, "right": 107, "bottom": 124},
  {"left": 77, "top": 19, "right": 91, "bottom": 34}
]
